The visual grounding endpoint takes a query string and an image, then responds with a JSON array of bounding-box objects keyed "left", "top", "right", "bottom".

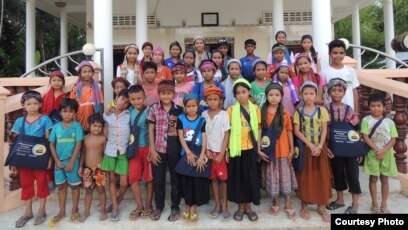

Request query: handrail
[{"left": 348, "top": 43, "right": 408, "bottom": 68}]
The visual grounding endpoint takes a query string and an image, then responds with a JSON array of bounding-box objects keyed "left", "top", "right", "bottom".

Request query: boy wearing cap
[
  {"left": 173, "top": 63, "right": 193, "bottom": 107},
  {"left": 240, "top": 39, "right": 260, "bottom": 83}
]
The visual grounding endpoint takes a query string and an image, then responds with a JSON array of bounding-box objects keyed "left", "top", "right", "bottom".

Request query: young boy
[
  {"left": 320, "top": 39, "right": 360, "bottom": 115},
  {"left": 48, "top": 98, "right": 84, "bottom": 226},
  {"left": 101, "top": 89, "right": 130, "bottom": 221},
  {"left": 127, "top": 85, "right": 154, "bottom": 220},
  {"left": 173, "top": 63, "right": 193, "bottom": 107},
  {"left": 325, "top": 78, "right": 361, "bottom": 214},
  {"left": 148, "top": 80, "right": 183, "bottom": 221},
  {"left": 108, "top": 77, "right": 130, "bottom": 109},
  {"left": 267, "top": 43, "right": 295, "bottom": 80},
  {"left": 218, "top": 38, "right": 233, "bottom": 70},
  {"left": 362, "top": 93, "right": 398, "bottom": 214},
  {"left": 79, "top": 114, "right": 107, "bottom": 222},
  {"left": 142, "top": 61, "right": 160, "bottom": 107},
  {"left": 239, "top": 39, "right": 260, "bottom": 82}
]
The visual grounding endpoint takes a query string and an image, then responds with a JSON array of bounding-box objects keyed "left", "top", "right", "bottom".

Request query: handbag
[
  {"left": 49, "top": 109, "right": 62, "bottom": 123},
  {"left": 328, "top": 104, "right": 366, "bottom": 157},
  {"left": 5, "top": 116, "right": 51, "bottom": 170},
  {"left": 261, "top": 117, "right": 278, "bottom": 162},
  {"left": 175, "top": 118, "right": 211, "bottom": 178},
  {"left": 127, "top": 107, "right": 146, "bottom": 159},
  {"left": 364, "top": 118, "right": 384, "bottom": 154}
]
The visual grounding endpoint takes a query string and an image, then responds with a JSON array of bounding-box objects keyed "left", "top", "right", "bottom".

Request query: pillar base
[{"left": 398, "top": 173, "right": 408, "bottom": 196}]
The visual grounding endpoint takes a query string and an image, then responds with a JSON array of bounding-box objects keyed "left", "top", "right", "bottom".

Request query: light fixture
[
  {"left": 339, "top": 38, "right": 350, "bottom": 50},
  {"left": 82, "top": 43, "right": 96, "bottom": 60},
  {"left": 54, "top": 1, "right": 67, "bottom": 8}
]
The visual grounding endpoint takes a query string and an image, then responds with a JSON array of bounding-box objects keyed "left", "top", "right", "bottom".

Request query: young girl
[
  {"left": 268, "top": 31, "right": 294, "bottom": 65},
  {"left": 295, "top": 35, "right": 321, "bottom": 73},
  {"left": 250, "top": 60, "right": 270, "bottom": 107},
  {"left": 222, "top": 59, "right": 242, "bottom": 109},
  {"left": 272, "top": 63, "right": 299, "bottom": 116},
  {"left": 183, "top": 49, "right": 202, "bottom": 83},
  {"left": 293, "top": 53, "right": 325, "bottom": 106},
  {"left": 227, "top": 79, "right": 261, "bottom": 222},
  {"left": 193, "top": 35, "right": 211, "bottom": 68},
  {"left": 165, "top": 41, "right": 183, "bottom": 69},
  {"left": 173, "top": 63, "right": 193, "bottom": 107},
  {"left": 293, "top": 81, "right": 331, "bottom": 222},
  {"left": 70, "top": 61, "right": 104, "bottom": 132},
  {"left": 139, "top": 42, "right": 153, "bottom": 74},
  {"left": 258, "top": 83, "right": 297, "bottom": 220},
  {"left": 211, "top": 49, "right": 227, "bottom": 83},
  {"left": 117, "top": 44, "right": 142, "bottom": 85},
  {"left": 267, "top": 44, "right": 295, "bottom": 79},
  {"left": 41, "top": 70, "right": 66, "bottom": 123},
  {"left": 107, "top": 77, "right": 130, "bottom": 109},
  {"left": 202, "top": 86, "right": 231, "bottom": 219},
  {"left": 10, "top": 91, "right": 53, "bottom": 227},
  {"left": 177, "top": 94, "right": 209, "bottom": 222},
  {"left": 152, "top": 46, "right": 172, "bottom": 83}
]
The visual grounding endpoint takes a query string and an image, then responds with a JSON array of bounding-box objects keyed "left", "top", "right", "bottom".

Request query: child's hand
[
  {"left": 313, "top": 146, "right": 322, "bottom": 157},
  {"left": 258, "top": 151, "right": 270, "bottom": 162},
  {"left": 206, "top": 150, "right": 215, "bottom": 160},
  {"left": 288, "top": 149, "right": 294, "bottom": 162},
  {"left": 149, "top": 150, "right": 161, "bottom": 166},
  {"left": 196, "top": 157, "right": 207, "bottom": 172},
  {"left": 55, "top": 160, "right": 63, "bottom": 169},
  {"left": 65, "top": 162, "right": 74, "bottom": 172},
  {"left": 186, "top": 152, "right": 197, "bottom": 166},
  {"left": 375, "top": 149, "right": 385, "bottom": 160},
  {"left": 105, "top": 107, "right": 114, "bottom": 116},
  {"left": 225, "top": 150, "right": 229, "bottom": 163},
  {"left": 9, "top": 166, "right": 17, "bottom": 174},
  {"left": 327, "top": 148, "right": 335, "bottom": 159},
  {"left": 78, "top": 167, "right": 83, "bottom": 177},
  {"left": 214, "top": 152, "right": 224, "bottom": 163},
  {"left": 47, "top": 159, "right": 53, "bottom": 170},
  {"left": 357, "top": 157, "right": 363, "bottom": 164}
]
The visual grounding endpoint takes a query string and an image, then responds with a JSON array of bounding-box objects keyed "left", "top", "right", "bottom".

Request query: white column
[
  {"left": 86, "top": 0, "right": 93, "bottom": 43},
  {"left": 26, "top": 0, "right": 36, "bottom": 76},
  {"left": 272, "top": 0, "right": 284, "bottom": 43},
  {"left": 60, "top": 9, "right": 68, "bottom": 74},
  {"left": 312, "top": 0, "right": 332, "bottom": 69},
  {"left": 136, "top": 0, "right": 147, "bottom": 56},
  {"left": 352, "top": 4, "right": 362, "bottom": 69},
  {"left": 94, "top": 0, "right": 113, "bottom": 106},
  {"left": 384, "top": 0, "right": 396, "bottom": 69}
]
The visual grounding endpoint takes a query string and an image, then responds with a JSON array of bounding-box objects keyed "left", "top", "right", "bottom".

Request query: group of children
[{"left": 9, "top": 35, "right": 399, "bottom": 228}]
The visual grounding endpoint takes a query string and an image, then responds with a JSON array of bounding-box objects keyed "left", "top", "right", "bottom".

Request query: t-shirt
[
  {"left": 185, "top": 68, "right": 202, "bottom": 83},
  {"left": 320, "top": 65, "right": 359, "bottom": 109},
  {"left": 165, "top": 57, "right": 183, "bottom": 69},
  {"left": 265, "top": 109, "right": 292, "bottom": 158},
  {"left": 361, "top": 116, "right": 398, "bottom": 149},
  {"left": 250, "top": 81, "right": 270, "bottom": 107},
  {"left": 49, "top": 121, "right": 84, "bottom": 161},
  {"left": 202, "top": 110, "right": 231, "bottom": 152},
  {"left": 240, "top": 55, "right": 260, "bottom": 82},
  {"left": 130, "top": 107, "right": 149, "bottom": 147},
  {"left": 177, "top": 115, "right": 206, "bottom": 156},
  {"left": 293, "top": 106, "right": 330, "bottom": 145},
  {"left": 116, "top": 65, "right": 135, "bottom": 85},
  {"left": 227, "top": 105, "right": 261, "bottom": 150},
  {"left": 174, "top": 82, "right": 194, "bottom": 107},
  {"left": 104, "top": 110, "right": 130, "bottom": 157},
  {"left": 12, "top": 115, "right": 53, "bottom": 137},
  {"left": 155, "top": 66, "right": 172, "bottom": 84},
  {"left": 282, "top": 84, "right": 296, "bottom": 116},
  {"left": 142, "top": 83, "right": 160, "bottom": 107}
]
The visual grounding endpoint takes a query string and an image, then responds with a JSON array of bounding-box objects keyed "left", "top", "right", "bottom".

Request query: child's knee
[
  {"left": 57, "top": 182, "right": 67, "bottom": 191},
  {"left": 369, "top": 175, "right": 378, "bottom": 183},
  {"left": 380, "top": 175, "right": 389, "bottom": 184}
]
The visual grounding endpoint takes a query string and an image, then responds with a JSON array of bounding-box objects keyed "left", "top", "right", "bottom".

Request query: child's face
[
  {"left": 235, "top": 86, "right": 250, "bottom": 104},
  {"left": 50, "top": 77, "right": 64, "bottom": 90},
  {"left": 276, "top": 33, "right": 286, "bottom": 43},
  {"left": 60, "top": 107, "right": 76, "bottom": 122},
  {"left": 159, "top": 90, "right": 174, "bottom": 105},
  {"left": 301, "top": 87, "right": 317, "bottom": 105},
  {"left": 212, "top": 52, "right": 223, "bottom": 68},
  {"left": 170, "top": 46, "right": 181, "bottom": 58},
  {"left": 143, "top": 46, "right": 152, "bottom": 57},
  {"left": 296, "top": 57, "right": 311, "bottom": 74},
  {"left": 89, "top": 122, "right": 103, "bottom": 135},
  {"left": 114, "top": 82, "right": 127, "bottom": 98},
  {"left": 194, "top": 39, "right": 205, "bottom": 52},
  {"left": 80, "top": 66, "right": 93, "bottom": 82},
  {"left": 301, "top": 38, "right": 313, "bottom": 51},
  {"left": 23, "top": 98, "right": 41, "bottom": 115},
  {"left": 183, "top": 53, "right": 195, "bottom": 67},
  {"left": 266, "top": 89, "right": 282, "bottom": 106},
  {"left": 143, "top": 68, "right": 156, "bottom": 83},
  {"left": 254, "top": 64, "right": 267, "bottom": 80},
  {"left": 330, "top": 47, "right": 346, "bottom": 65},
  {"left": 370, "top": 101, "right": 384, "bottom": 118},
  {"left": 228, "top": 63, "right": 241, "bottom": 79},
  {"left": 273, "top": 50, "right": 285, "bottom": 62},
  {"left": 218, "top": 45, "right": 228, "bottom": 56},
  {"left": 245, "top": 44, "right": 255, "bottom": 55},
  {"left": 173, "top": 70, "right": 185, "bottom": 83},
  {"left": 129, "top": 91, "right": 145, "bottom": 110},
  {"left": 206, "top": 94, "right": 222, "bottom": 110},
  {"left": 277, "top": 67, "right": 289, "bottom": 83},
  {"left": 152, "top": 52, "right": 163, "bottom": 65},
  {"left": 329, "top": 85, "right": 345, "bottom": 103},
  {"left": 202, "top": 69, "right": 214, "bottom": 82},
  {"left": 115, "top": 95, "right": 129, "bottom": 111},
  {"left": 184, "top": 99, "right": 199, "bottom": 116},
  {"left": 126, "top": 47, "right": 138, "bottom": 63}
]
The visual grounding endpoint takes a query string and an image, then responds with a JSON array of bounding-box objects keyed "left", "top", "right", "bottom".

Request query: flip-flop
[
  {"left": 269, "top": 206, "right": 280, "bottom": 216},
  {"left": 47, "top": 215, "right": 64, "bottom": 228},
  {"left": 326, "top": 201, "right": 345, "bottom": 210},
  {"left": 233, "top": 210, "right": 244, "bottom": 221},
  {"left": 317, "top": 210, "right": 331, "bottom": 222},
  {"left": 108, "top": 211, "right": 120, "bottom": 221},
  {"left": 105, "top": 203, "right": 113, "bottom": 213},
  {"left": 284, "top": 208, "right": 296, "bottom": 220},
  {"left": 209, "top": 208, "right": 221, "bottom": 219},
  {"left": 70, "top": 212, "right": 80, "bottom": 223},
  {"left": 182, "top": 211, "right": 190, "bottom": 221},
  {"left": 129, "top": 209, "right": 143, "bottom": 220},
  {"left": 150, "top": 209, "right": 162, "bottom": 221},
  {"left": 168, "top": 210, "right": 180, "bottom": 222},
  {"left": 300, "top": 208, "right": 311, "bottom": 220},
  {"left": 371, "top": 206, "right": 380, "bottom": 214},
  {"left": 344, "top": 206, "right": 357, "bottom": 214},
  {"left": 246, "top": 211, "right": 258, "bottom": 221},
  {"left": 15, "top": 215, "right": 33, "bottom": 228},
  {"left": 221, "top": 211, "right": 231, "bottom": 219},
  {"left": 34, "top": 213, "right": 47, "bottom": 225},
  {"left": 189, "top": 213, "right": 198, "bottom": 222},
  {"left": 140, "top": 209, "right": 153, "bottom": 219},
  {"left": 380, "top": 207, "right": 390, "bottom": 214}
]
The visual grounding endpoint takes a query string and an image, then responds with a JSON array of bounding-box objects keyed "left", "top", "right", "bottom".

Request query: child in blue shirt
[{"left": 240, "top": 39, "right": 260, "bottom": 82}]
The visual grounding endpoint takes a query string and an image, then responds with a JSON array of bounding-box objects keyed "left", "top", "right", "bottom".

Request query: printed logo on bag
[
  {"left": 261, "top": 136, "right": 270, "bottom": 148},
  {"left": 129, "top": 134, "right": 135, "bottom": 144},
  {"left": 347, "top": 130, "right": 360, "bottom": 142},
  {"left": 294, "top": 147, "right": 299, "bottom": 158},
  {"left": 32, "top": 144, "right": 47, "bottom": 156}
]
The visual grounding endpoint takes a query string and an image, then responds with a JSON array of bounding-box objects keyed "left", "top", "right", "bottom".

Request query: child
[
  {"left": 193, "top": 35, "right": 211, "bottom": 68},
  {"left": 293, "top": 81, "right": 331, "bottom": 222},
  {"left": 268, "top": 31, "right": 294, "bottom": 65},
  {"left": 11, "top": 91, "right": 53, "bottom": 228},
  {"left": 139, "top": 42, "right": 153, "bottom": 74},
  {"left": 325, "top": 78, "right": 361, "bottom": 214},
  {"left": 222, "top": 59, "right": 243, "bottom": 109},
  {"left": 211, "top": 49, "right": 227, "bottom": 83},
  {"left": 101, "top": 89, "right": 130, "bottom": 221},
  {"left": 183, "top": 49, "right": 202, "bottom": 83},
  {"left": 227, "top": 79, "right": 261, "bottom": 221},
  {"left": 258, "top": 83, "right": 298, "bottom": 220},
  {"left": 152, "top": 46, "right": 172, "bottom": 83},
  {"left": 148, "top": 80, "right": 183, "bottom": 221},
  {"left": 362, "top": 93, "right": 398, "bottom": 214},
  {"left": 192, "top": 60, "right": 226, "bottom": 112},
  {"left": 320, "top": 39, "right": 360, "bottom": 113},
  {"left": 250, "top": 59, "right": 270, "bottom": 107},
  {"left": 177, "top": 94, "right": 209, "bottom": 222},
  {"left": 41, "top": 70, "right": 66, "bottom": 123},
  {"left": 128, "top": 85, "right": 154, "bottom": 220},
  {"left": 165, "top": 41, "right": 183, "bottom": 69},
  {"left": 267, "top": 44, "right": 295, "bottom": 79},
  {"left": 173, "top": 63, "right": 193, "bottom": 107},
  {"left": 272, "top": 63, "right": 299, "bottom": 116},
  {"left": 69, "top": 61, "right": 104, "bottom": 132},
  {"left": 48, "top": 98, "right": 83, "bottom": 226},
  {"left": 295, "top": 35, "right": 321, "bottom": 73},
  {"left": 79, "top": 114, "right": 107, "bottom": 222},
  {"left": 293, "top": 53, "right": 325, "bottom": 106},
  {"left": 240, "top": 39, "right": 260, "bottom": 82},
  {"left": 108, "top": 77, "right": 131, "bottom": 109},
  {"left": 217, "top": 37, "right": 233, "bottom": 70},
  {"left": 117, "top": 44, "right": 142, "bottom": 85},
  {"left": 141, "top": 61, "right": 160, "bottom": 107},
  {"left": 202, "top": 86, "right": 231, "bottom": 219}
]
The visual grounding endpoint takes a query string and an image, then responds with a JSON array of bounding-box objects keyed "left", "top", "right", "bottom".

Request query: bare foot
[
  {"left": 79, "top": 213, "right": 90, "bottom": 223},
  {"left": 99, "top": 212, "right": 108, "bottom": 221}
]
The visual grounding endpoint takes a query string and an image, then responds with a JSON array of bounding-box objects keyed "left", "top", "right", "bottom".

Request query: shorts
[
  {"left": 363, "top": 150, "right": 398, "bottom": 177},
  {"left": 82, "top": 165, "right": 107, "bottom": 190},
  {"left": 129, "top": 146, "right": 153, "bottom": 184},
  {"left": 209, "top": 150, "right": 228, "bottom": 181},
  {"left": 101, "top": 153, "right": 128, "bottom": 175},
  {"left": 19, "top": 167, "right": 49, "bottom": 200},
  {"left": 54, "top": 158, "right": 81, "bottom": 186}
]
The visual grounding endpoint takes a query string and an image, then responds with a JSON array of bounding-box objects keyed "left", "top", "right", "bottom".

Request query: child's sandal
[
  {"left": 70, "top": 212, "right": 80, "bottom": 223},
  {"left": 189, "top": 213, "right": 198, "bottom": 222},
  {"left": 47, "top": 215, "right": 63, "bottom": 228},
  {"left": 182, "top": 211, "right": 190, "bottom": 221},
  {"left": 371, "top": 206, "right": 380, "bottom": 214},
  {"left": 284, "top": 208, "right": 296, "bottom": 220},
  {"left": 380, "top": 207, "right": 390, "bottom": 214},
  {"left": 269, "top": 206, "right": 280, "bottom": 216}
]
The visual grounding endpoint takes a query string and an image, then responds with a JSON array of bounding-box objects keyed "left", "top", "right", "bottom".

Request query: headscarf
[
  {"left": 171, "top": 63, "right": 187, "bottom": 73},
  {"left": 157, "top": 82, "right": 175, "bottom": 93},
  {"left": 74, "top": 61, "right": 102, "bottom": 113},
  {"left": 295, "top": 53, "right": 321, "bottom": 86},
  {"left": 222, "top": 74, "right": 242, "bottom": 109},
  {"left": 204, "top": 86, "right": 223, "bottom": 98},
  {"left": 111, "top": 77, "right": 131, "bottom": 88},
  {"left": 272, "top": 62, "right": 299, "bottom": 104},
  {"left": 183, "top": 93, "right": 199, "bottom": 105},
  {"left": 327, "top": 78, "right": 347, "bottom": 91},
  {"left": 226, "top": 59, "right": 241, "bottom": 70},
  {"left": 300, "top": 80, "right": 318, "bottom": 92},
  {"left": 120, "top": 44, "right": 141, "bottom": 84},
  {"left": 272, "top": 44, "right": 287, "bottom": 53},
  {"left": 199, "top": 60, "right": 217, "bottom": 72},
  {"left": 41, "top": 71, "right": 66, "bottom": 115}
]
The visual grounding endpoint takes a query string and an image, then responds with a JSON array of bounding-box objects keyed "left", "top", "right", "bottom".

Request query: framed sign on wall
[{"left": 201, "top": 13, "right": 219, "bottom": 27}]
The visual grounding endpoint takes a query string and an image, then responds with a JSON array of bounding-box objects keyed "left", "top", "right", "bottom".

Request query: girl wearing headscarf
[{"left": 116, "top": 44, "right": 142, "bottom": 85}]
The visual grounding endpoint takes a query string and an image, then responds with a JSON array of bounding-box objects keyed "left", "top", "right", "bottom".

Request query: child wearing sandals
[
  {"left": 48, "top": 98, "right": 84, "bottom": 226},
  {"left": 79, "top": 114, "right": 108, "bottom": 222},
  {"left": 362, "top": 93, "right": 398, "bottom": 214},
  {"left": 201, "top": 86, "right": 231, "bottom": 219},
  {"left": 293, "top": 81, "right": 331, "bottom": 222},
  {"left": 258, "top": 83, "right": 298, "bottom": 220}
]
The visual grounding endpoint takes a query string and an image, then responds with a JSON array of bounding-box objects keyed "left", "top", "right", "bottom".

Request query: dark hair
[
  {"left": 233, "top": 82, "right": 250, "bottom": 97},
  {"left": 142, "top": 41, "right": 153, "bottom": 50},
  {"left": 142, "top": 61, "right": 157, "bottom": 72},
  {"left": 21, "top": 90, "right": 42, "bottom": 104},
  {"left": 117, "top": 88, "right": 129, "bottom": 99},
  {"left": 261, "top": 84, "right": 284, "bottom": 138},
  {"left": 253, "top": 60, "right": 268, "bottom": 71},
  {"left": 300, "top": 35, "right": 318, "bottom": 64},
  {"left": 274, "top": 64, "right": 290, "bottom": 78},
  {"left": 111, "top": 77, "right": 130, "bottom": 88},
  {"left": 244, "top": 39, "right": 256, "bottom": 47},
  {"left": 169, "top": 41, "right": 182, "bottom": 59},
  {"left": 328, "top": 39, "right": 346, "bottom": 54},
  {"left": 301, "top": 84, "right": 318, "bottom": 93},
  {"left": 199, "top": 59, "right": 217, "bottom": 70},
  {"left": 211, "top": 49, "right": 224, "bottom": 68},
  {"left": 128, "top": 84, "right": 145, "bottom": 95},
  {"left": 368, "top": 93, "right": 386, "bottom": 107},
  {"left": 183, "top": 49, "right": 196, "bottom": 60},
  {"left": 88, "top": 113, "right": 105, "bottom": 126},
  {"left": 217, "top": 37, "right": 229, "bottom": 48},
  {"left": 59, "top": 98, "right": 79, "bottom": 112},
  {"left": 275, "top": 30, "right": 287, "bottom": 40},
  {"left": 158, "top": 79, "right": 175, "bottom": 87}
]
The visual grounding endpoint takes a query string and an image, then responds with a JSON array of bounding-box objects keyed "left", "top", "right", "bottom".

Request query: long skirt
[
  {"left": 228, "top": 149, "right": 260, "bottom": 205},
  {"left": 181, "top": 175, "right": 210, "bottom": 206},
  {"left": 262, "top": 158, "right": 298, "bottom": 199}
]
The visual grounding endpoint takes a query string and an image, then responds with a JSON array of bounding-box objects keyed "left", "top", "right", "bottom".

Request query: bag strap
[
  {"left": 369, "top": 118, "right": 385, "bottom": 139},
  {"left": 343, "top": 105, "right": 350, "bottom": 122},
  {"left": 20, "top": 116, "right": 26, "bottom": 135},
  {"left": 240, "top": 106, "right": 257, "bottom": 147},
  {"left": 189, "top": 118, "right": 205, "bottom": 147},
  {"left": 131, "top": 107, "right": 146, "bottom": 132}
]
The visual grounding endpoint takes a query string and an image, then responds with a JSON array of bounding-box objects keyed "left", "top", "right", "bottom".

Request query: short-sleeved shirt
[
  {"left": 227, "top": 105, "right": 261, "bottom": 150},
  {"left": 250, "top": 81, "right": 270, "bottom": 107},
  {"left": 174, "top": 82, "right": 194, "bottom": 107},
  {"left": 202, "top": 110, "right": 231, "bottom": 152},
  {"left": 282, "top": 84, "right": 296, "bottom": 116},
  {"left": 240, "top": 55, "right": 260, "bottom": 82},
  {"left": 177, "top": 114, "right": 206, "bottom": 156},
  {"left": 155, "top": 66, "right": 172, "bottom": 84},
  {"left": 293, "top": 106, "right": 330, "bottom": 145},
  {"left": 104, "top": 110, "right": 130, "bottom": 157},
  {"left": 326, "top": 103, "right": 359, "bottom": 126},
  {"left": 266, "top": 109, "right": 292, "bottom": 158},
  {"left": 130, "top": 107, "right": 149, "bottom": 147},
  {"left": 147, "top": 102, "right": 183, "bottom": 153},
  {"left": 165, "top": 57, "right": 183, "bottom": 69},
  {"left": 361, "top": 116, "right": 398, "bottom": 149},
  {"left": 49, "top": 121, "right": 84, "bottom": 161},
  {"left": 12, "top": 115, "right": 53, "bottom": 137},
  {"left": 142, "top": 83, "right": 160, "bottom": 107}
]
